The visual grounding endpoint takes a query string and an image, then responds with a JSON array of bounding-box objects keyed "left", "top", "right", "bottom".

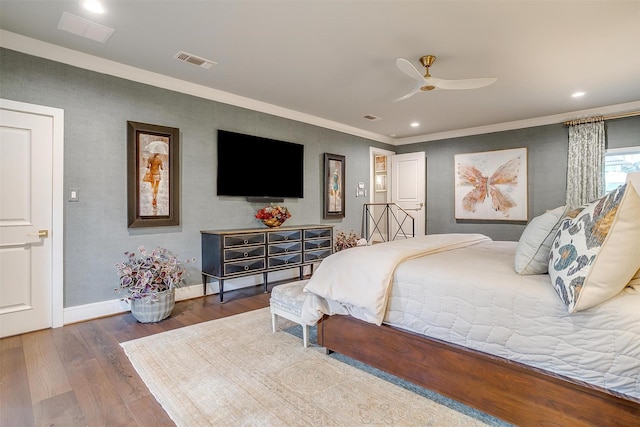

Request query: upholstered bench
[{"left": 270, "top": 280, "right": 310, "bottom": 347}]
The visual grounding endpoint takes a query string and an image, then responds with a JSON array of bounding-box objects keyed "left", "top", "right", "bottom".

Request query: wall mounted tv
[{"left": 217, "top": 129, "right": 304, "bottom": 200}]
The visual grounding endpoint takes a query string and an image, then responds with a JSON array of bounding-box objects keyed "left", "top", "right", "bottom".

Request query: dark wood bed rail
[{"left": 317, "top": 314, "right": 640, "bottom": 427}]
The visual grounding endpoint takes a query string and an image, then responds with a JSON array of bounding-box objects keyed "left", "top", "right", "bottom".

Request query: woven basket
[{"left": 130, "top": 288, "right": 175, "bottom": 323}]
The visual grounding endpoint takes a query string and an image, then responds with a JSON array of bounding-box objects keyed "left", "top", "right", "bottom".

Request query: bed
[{"left": 301, "top": 176, "right": 640, "bottom": 426}]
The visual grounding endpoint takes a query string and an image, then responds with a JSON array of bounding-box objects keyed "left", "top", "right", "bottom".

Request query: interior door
[
  {"left": 390, "top": 152, "right": 426, "bottom": 237},
  {"left": 0, "top": 103, "right": 54, "bottom": 337}
]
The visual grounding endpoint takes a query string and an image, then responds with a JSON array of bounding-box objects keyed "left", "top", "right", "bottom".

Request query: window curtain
[{"left": 565, "top": 120, "right": 605, "bottom": 208}]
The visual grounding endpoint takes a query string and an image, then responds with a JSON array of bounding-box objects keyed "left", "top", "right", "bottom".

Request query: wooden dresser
[{"left": 201, "top": 225, "right": 333, "bottom": 302}]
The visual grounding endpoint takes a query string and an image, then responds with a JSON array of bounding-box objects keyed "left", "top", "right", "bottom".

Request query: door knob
[{"left": 28, "top": 230, "right": 49, "bottom": 238}]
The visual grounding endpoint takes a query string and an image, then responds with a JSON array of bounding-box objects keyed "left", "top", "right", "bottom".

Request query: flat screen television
[{"left": 217, "top": 129, "right": 304, "bottom": 199}]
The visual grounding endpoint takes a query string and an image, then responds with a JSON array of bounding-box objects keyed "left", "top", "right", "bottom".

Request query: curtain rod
[{"left": 563, "top": 110, "right": 640, "bottom": 126}]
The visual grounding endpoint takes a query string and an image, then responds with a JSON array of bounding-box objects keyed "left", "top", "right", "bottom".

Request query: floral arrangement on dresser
[
  {"left": 255, "top": 204, "right": 292, "bottom": 227},
  {"left": 334, "top": 230, "right": 363, "bottom": 251}
]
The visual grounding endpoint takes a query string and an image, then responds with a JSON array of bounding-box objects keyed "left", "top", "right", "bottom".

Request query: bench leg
[
  {"left": 271, "top": 312, "right": 277, "bottom": 333},
  {"left": 302, "top": 324, "right": 309, "bottom": 348}
]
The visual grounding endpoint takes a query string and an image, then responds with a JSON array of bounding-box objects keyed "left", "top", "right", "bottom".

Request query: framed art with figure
[
  {"left": 127, "top": 121, "right": 180, "bottom": 228},
  {"left": 323, "top": 153, "right": 345, "bottom": 218}
]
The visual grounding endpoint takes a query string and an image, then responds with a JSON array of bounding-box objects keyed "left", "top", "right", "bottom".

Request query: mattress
[{"left": 384, "top": 240, "right": 640, "bottom": 400}]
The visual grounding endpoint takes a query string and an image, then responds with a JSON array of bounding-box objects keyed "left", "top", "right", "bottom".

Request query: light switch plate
[{"left": 69, "top": 188, "right": 79, "bottom": 202}]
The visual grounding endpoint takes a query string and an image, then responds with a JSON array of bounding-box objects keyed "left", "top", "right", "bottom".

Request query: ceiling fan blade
[
  {"left": 396, "top": 58, "right": 424, "bottom": 82},
  {"left": 393, "top": 82, "right": 422, "bottom": 102},
  {"left": 432, "top": 77, "right": 497, "bottom": 90}
]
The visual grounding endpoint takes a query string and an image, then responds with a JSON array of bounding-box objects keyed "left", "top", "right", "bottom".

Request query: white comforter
[
  {"left": 302, "top": 233, "right": 490, "bottom": 325},
  {"left": 302, "top": 236, "right": 640, "bottom": 399}
]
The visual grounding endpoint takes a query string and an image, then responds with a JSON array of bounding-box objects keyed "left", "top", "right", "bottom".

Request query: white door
[
  {"left": 0, "top": 101, "right": 61, "bottom": 337},
  {"left": 390, "top": 152, "right": 426, "bottom": 237}
]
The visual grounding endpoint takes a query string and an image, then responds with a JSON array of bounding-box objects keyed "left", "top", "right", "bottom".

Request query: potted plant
[
  {"left": 334, "top": 230, "right": 366, "bottom": 251},
  {"left": 114, "top": 246, "right": 191, "bottom": 323}
]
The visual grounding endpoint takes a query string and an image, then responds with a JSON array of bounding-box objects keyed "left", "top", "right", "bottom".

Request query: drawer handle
[
  {"left": 284, "top": 236, "right": 289, "bottom": 241},
  {"left": 284, "top": 248, "right": 289, "bottom": 253},
  {"left": 244, "top": 265, "right": 249, "bottom": 271},
  {"left": 284, "top": 260, "right": 289, "bottom": 264},
  {"left": 243, "top": 252, "right": 248, "bottom": 257},
  {"left": 243, "top": 239, "right": 249, "bottom": 244}
]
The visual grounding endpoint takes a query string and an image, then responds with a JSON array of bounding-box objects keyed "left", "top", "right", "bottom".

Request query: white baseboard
[{"left": 62, "top": 267, "right": 312, "bottom": 325}]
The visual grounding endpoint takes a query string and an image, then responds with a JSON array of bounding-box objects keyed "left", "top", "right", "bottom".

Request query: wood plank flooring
[{"left": 0, "top": 285, "right": 271, "bottom": 427}]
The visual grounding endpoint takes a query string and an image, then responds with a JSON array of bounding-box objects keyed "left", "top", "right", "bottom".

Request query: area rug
[{"left": 121, "top": 308, "right": 507, "bottom": 426}]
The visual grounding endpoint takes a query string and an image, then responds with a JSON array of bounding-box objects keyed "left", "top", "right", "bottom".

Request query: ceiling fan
[{"left": 394, "top": 55, "right": 497, "bottom": 101}]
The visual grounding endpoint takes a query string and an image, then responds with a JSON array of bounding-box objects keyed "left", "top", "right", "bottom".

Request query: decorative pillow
[
  {"left": 629, "top": 268, "right": 640, "bottom": 288},
  {"left": 548, "top": 173, "right": 640, "bottom": 312},
  {"left": 515, "top": 205, "right": 568, "bottom": 275}
]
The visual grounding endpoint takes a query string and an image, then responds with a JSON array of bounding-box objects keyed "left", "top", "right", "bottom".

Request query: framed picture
[
  {"left": 323, "top": 153, "right": 345, "bottom": 218},
  {"left": 375, "top": 174, "right": 387, "bottom": 192},
  {"left": 374, "top": 155, "right": 387, "bottom": 173},
  {"left": 127, "top": 121, "right": 180, "bottom": 228},
  {"left": 454, "top": 147, "right": 528, "bottom": 221}
]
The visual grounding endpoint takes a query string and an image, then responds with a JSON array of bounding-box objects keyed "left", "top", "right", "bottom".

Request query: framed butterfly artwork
[{"left": 454, "top": 147, "right": 528, "bottom": 221}]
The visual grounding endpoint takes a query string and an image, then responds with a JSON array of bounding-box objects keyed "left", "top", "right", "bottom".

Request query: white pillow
[
  {"left": 548, "top": 173, "right": 640, "bottom": 312},
  {"left": 515, "top": 205, "right": 568, "bottom": 275}
]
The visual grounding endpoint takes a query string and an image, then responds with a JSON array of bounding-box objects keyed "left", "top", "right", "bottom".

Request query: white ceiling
[{"left": 1, "top": 1, "right": 639, "bottom": 144}]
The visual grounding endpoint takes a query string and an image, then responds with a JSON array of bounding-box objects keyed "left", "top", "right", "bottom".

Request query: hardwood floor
[{"left": 0, "top": 285, "right": 272, "bottom": 427}]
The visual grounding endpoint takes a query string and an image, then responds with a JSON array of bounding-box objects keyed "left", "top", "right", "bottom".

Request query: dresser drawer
[
  {"left": 304, "top": 249, "right": 332, "bottom": 262},
  {"left": 268, "top": 241, "right": 302, "bottom": 255},
  {"left": 224, "top": 245, "right": 265, "bottom": 262},
  {"left": 304, "top": 228, "right": 332, "bottom": 239},
  {"left": 224, "top": 258, "right": 265, "bottom": 275},
  {"left": 268, "top": 229, "right": 301, "bottom": 243},
  {"left": 224, "top": 233, "right": 265, "bottom": 248},
  {"left": 268, "top": 253, "right": 302, "bottom": 268},
  {"left": 304, "top": 238, "right": 332, "bottom": 251}
]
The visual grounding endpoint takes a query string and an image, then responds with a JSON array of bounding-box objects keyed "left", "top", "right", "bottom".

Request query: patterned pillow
[
  {"left": 629, "top": 268, "right": 640, "bottom": 288},
  {"left": 515, "top": 205, "right": 568, "bottom": 275},
  {"left": 548, "top": 174, "right": 640, "bottom": 312}
]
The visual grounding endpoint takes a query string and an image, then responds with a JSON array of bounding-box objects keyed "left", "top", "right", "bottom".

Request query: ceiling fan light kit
[{"left": 394, "top": 55, "right": 497, "bottom": 101}]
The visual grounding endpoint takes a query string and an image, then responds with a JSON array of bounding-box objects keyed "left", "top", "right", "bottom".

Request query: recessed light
[
  {"left": 82, "top": 0, "right": 105, "bottom": 13},
  {"left": 410, "top": 122, "right": 420, "bottom": 128},
  {"left": 572, "top": 92, "right": 586, "bottom": 98}
]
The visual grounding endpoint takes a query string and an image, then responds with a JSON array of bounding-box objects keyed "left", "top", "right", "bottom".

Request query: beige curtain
[{"left": 565, "top": 120, "right": 605, "bottom": 208}]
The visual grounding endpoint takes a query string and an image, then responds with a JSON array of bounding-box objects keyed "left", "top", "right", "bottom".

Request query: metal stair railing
[{"left": 362, "top": 203, "right": 415, "bottom": 243}]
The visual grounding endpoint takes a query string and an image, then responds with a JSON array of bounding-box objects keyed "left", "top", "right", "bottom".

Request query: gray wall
[
  {"left": 1, "top": 47, "right": 637, "bottom": 308},
  {"left": 0, "top": 48, "right": 391, "bottom": 307},
  {"left": 397, "top": 117, "right": 639, "bottom": 240}
]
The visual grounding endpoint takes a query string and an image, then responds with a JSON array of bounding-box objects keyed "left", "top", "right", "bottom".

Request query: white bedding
[
  {"left": 302, "top": 233, "right": 490, "bottom": 325},
  {"left": 303, "top": 237, "right": 640, "bottom": 400}
]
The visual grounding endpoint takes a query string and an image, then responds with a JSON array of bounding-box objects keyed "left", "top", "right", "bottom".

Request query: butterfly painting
[{"left": 454, "top": 148, "right": 528, "bottom": 220}]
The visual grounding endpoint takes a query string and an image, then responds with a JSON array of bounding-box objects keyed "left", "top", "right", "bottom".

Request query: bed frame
[{"left": 317, "top": 314, "right": 640, "bottom": 426}]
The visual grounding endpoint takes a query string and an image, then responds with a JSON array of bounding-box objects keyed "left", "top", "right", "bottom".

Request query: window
[{"left": 604, "top": 147, "right": 640, "bottom": 192}]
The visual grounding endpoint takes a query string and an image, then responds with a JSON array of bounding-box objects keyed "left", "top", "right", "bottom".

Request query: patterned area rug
[{"left": 121, "top": 308, "right": 507, "bottom": 426}]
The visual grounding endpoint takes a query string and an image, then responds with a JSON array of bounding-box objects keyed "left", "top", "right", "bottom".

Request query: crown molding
[
  {"left": 0, "top": 30, "right": 394, "bottom": 145},
  {"left": 394, "top": 100, "right": 640, "bottom": 145},
  {"left": 2, "top": 30, "right": 638, "bottom": 147}
]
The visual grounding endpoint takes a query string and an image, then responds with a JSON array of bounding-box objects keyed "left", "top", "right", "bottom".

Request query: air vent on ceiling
[
  {"left": 173, "top": 51, "right": 216, "bottom": 69},
  {"left": 57, "top": 11, "right": 115, "bottom": 43},
  {"left": 363, "top": 114, "right": 381, "bottom": 121}
]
